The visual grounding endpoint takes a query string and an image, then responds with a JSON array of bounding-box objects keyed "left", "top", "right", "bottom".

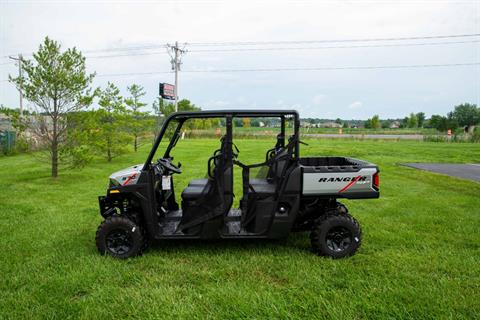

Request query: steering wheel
[{"left": 156, "top": 158, "right": 182, "bottom": 174}]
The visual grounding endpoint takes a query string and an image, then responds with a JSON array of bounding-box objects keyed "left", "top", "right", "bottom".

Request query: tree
[
  {"left": 97, "top": 83, "right": 131, "bottom": 161},
  {"left": 451, "top": 103, "right": 479, "bottom": 133},
  {"left": 152, "top": 97, "right": 165, "bottom": 136},
  {"left": 365, "top": 115, "right": 381, "bottom": 129},
  {"left": 428, "top": 115, "right": 448, "bottom": 131},
  {"left": 243, "top": 118, "right": 251, "bottom": 128},
  {"left": 416, "top": 112, "right": 426, "bottom": 128},
  {"left": 407, "top": 113, "right": 418, "bottom": 128},
  {"left": 9, "top": 37, "right": 95, "bottom": 177},
  {"left": 125, "top": 84, "right": 147, "bottom": 152},
  {"left": 159, "top": 98, "right": 200, "bottom": 118}
]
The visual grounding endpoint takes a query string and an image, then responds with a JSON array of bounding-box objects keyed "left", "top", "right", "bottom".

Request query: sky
[{"left": 0, "top": 0, "right": 479, "bottom": 119}]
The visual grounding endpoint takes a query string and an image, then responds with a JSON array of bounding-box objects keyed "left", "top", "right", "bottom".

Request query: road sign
[{"left": 159, "top": 83, "right": 176, "bottom": 100}]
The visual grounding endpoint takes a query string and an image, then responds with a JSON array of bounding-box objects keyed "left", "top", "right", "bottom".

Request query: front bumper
[{"left": 98, "top": 195, "right": 116, "bottom": 218}]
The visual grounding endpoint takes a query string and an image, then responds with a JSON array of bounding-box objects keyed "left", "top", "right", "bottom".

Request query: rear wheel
[
  {"left": 96, "top": 216, "right": 145, "bottom": 259},
  {"left": 310, "top": 213, "right": 361, "bottom": 258}
]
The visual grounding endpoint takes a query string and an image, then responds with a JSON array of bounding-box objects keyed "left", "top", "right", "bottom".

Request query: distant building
[
  {"left": 300, "top": 121, "right": 313, "bottom": 128},
  {"left": 389, "top": 121, "right": 401, "bottom": 129},
  {"left": 319, "top": 122, "right": 342, "bottom": 128}
]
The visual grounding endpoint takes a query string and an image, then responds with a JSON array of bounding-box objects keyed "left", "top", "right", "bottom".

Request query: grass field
[{"left": 1, "top": 139, "right": 479, "bottom": 319}]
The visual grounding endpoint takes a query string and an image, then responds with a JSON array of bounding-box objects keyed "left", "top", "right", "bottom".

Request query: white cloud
[{"left": 348, "top": 101, "right": 363, "bottom": 109}]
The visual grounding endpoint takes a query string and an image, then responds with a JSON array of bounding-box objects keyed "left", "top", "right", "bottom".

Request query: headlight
[{"left": 109, "top": 178, "right": 120, "bottom": 187}]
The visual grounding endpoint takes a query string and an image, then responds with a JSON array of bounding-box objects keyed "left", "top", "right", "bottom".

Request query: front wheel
[
  {"left": 96, "top": 216, "right": 146, "bottom": 259},
  {"left": 310, "top": 213, "right": 361, "bottom": 258}
]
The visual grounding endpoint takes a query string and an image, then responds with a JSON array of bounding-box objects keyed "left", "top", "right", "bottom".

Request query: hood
[{"left": 109, "top": 163, "right": 143, "bottom": 186}]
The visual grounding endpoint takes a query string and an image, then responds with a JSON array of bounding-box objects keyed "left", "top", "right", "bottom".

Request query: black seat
[
  {"left": 188, "top": 178, "right": 208, "bottom": 186},
  {"left": 248, "top": 182, "right": 276, "bottom": 194},
  {"left": 181, "top": 184, "right": 211, "bottom": 200},
  {"left": 185, "top": 136, "right": 226, "bottom": 189},
  {"left": 248, "top": 148, "right": 290, "bottom": 194},
  {"left": 179, "top": 135, "right": 233, "bottom": 234}
]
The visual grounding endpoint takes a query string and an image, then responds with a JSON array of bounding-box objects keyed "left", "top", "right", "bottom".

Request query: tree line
[{"left": 364, "top": 104, "right": 479, "bottom": 133}]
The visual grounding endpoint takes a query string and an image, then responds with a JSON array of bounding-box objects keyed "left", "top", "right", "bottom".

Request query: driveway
[{"left": 402, "top": 163, "right": 480, "bottom": 182}]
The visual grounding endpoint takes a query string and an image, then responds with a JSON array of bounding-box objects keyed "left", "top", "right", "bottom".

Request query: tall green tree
[
  {"left": 451, "top": 103, "right": 479, "bottom": 133},
  {"left": 97, "top": 83, "right": 131, "bottom": 161},
  {"left": 125, "top": 84, "right": 147, "bottom": 152},
  {"left": 407, "top": 113, "right": 418, "bottom": 128},
  {"left": 365, "top": 115, "right": 381, "bottom": 129},
  {"left": 9, "top": 37, "right": 95, "bottom": 177},
  {"left": 416, "top": 112, "right": 426, "bottom": 128}
]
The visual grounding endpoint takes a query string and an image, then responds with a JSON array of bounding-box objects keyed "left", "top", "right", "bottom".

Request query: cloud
[{"left": 348, "top": 101, "right": 363, "bottom": 109}]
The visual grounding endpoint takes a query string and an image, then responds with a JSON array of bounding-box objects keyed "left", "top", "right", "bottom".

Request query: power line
[
  {"left": 94, "top": 62, "right": 480, "bottom": 78},
  {"left": 75, "top": 39, "right": 480, "bottom": 60},
  {"left": 190, "top": 39, "right": 480, "bottom": 52},
  {"left": 86, "top": 51, "right": 169, "bottom": 59},
  {"left": 84, "top": 39, "right": 480, "bottom": 58},
  {"left": 3, "top": 62, "right": 478, "bottom": 83},
  {"left": 188, "top": 33, "right": 480, "bottom": 46},
  {"left": 3, "top": 33, "right": 479, "bottom": 59}
]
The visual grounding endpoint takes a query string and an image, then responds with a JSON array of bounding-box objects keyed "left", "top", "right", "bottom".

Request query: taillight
[{"left": 373, "top": 173, "right": 380, "bottom": 190}]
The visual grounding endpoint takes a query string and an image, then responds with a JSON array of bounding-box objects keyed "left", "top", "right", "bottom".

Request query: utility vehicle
[{"left": 95, "top": 110, "right": 380, "bottom": 259}]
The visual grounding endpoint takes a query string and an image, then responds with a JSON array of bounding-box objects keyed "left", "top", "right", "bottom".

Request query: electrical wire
[
  {"left": 82, "top": 39, "right": 480, "bottom": 59},
  {"left": 188, "top": 33, "right": 480, "bottom": 46},
  {"left": 3, "top": 33, "right": 479, "bottom": 58},
  {"left": 94, "top": 62, "right": 480, "bottom": 78},
  {"left": 189, "top": 39, "right": 480, "bottom": 52},
  {"left": 3, "top": 62, "right": 478, "bottom": 82}
]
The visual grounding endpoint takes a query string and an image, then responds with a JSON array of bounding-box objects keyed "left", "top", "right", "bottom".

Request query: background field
[{"left": 1, "top": 139, "right": 479, "bottom": 319}]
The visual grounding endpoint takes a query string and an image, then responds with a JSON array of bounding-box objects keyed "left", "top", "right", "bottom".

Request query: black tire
[
  {"left": 310, "top": 213, "right": 362, "bottom": 259},
  {"left": 96, "top": 215, "right": 145, "bottom": 259}
]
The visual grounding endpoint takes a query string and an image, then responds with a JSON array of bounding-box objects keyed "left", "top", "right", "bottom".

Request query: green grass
[{"left": 1, "top": 139, "right": 479, "bottom": 319}]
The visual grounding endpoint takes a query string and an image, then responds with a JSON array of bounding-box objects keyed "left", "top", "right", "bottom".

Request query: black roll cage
[{"left": 143, "top": 110, "right": 300, "bottom": 171}]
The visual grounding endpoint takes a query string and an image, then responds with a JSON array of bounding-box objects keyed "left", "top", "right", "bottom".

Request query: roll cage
[{"left": 143, "top": 110, "right": 300, "bottom": 170}]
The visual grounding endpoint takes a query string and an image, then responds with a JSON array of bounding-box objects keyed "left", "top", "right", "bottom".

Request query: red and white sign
[{"left": 159, "top": 83, "right": 176, "bottom": 100}]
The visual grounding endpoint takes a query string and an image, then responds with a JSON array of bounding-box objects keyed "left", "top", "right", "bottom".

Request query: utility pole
[
  {"left": 9, "top": 54, "right": 23, "bottom": 116},
  {"left": 167, "top": 42, "right": 186, "bottom": 112}
]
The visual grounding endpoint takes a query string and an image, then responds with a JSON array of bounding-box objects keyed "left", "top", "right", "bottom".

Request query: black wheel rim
[
  {"left": 106, "top": 229, "right": 133, "bottom": 255},
  {"left": 326, "top": 226, "right": 352, "bottom": 252}
]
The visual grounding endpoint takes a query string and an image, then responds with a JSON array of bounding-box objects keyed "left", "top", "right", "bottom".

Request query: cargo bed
[{"left": 300, "top": 157, "right": 379, "bottom": 199}]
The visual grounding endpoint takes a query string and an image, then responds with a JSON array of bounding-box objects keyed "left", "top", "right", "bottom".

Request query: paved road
[
  {"left": 305, "top": 133, "right": 424, "bottom": 140},
  {"left": 402, "top": 163, "right": 480, "bottom": 182}
]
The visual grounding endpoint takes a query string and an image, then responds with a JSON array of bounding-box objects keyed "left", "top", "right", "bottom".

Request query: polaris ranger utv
[{"left": 96, "top": 110, "right": 379, "bottom": 259}]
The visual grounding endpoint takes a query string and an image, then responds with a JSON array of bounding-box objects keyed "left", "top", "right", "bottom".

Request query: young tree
[
  {"left": 451, "top": 103, "right": 479, "bottom": 133},
  {"left": 407, "top": 113, "right": 418, "bottom": 128},
  {"left": 366, "top": 115, "right": 381, "bottom": 129},
  {"left": 125, "top": 84, "right": 147, "bottom": 152},
  {"left": 152, "top": 97, "right": 165, "bottom": 136},
  {"left": 9, "top": 37, "right": 95, "bottom": 177},
  {"left": 97, "top": 83, "right": 131, "bottom": 161}
]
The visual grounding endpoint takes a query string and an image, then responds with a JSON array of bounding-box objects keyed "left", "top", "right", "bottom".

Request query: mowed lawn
[{"left": 1, "top": 138, "right": 479, "bottom": 319}]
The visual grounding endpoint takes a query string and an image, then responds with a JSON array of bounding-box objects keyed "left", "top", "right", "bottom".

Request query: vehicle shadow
[{"left": 147, "top": 233, "right": 312, "bottom": 256}]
